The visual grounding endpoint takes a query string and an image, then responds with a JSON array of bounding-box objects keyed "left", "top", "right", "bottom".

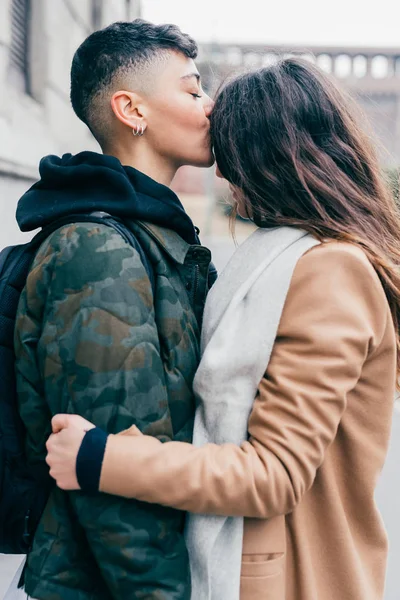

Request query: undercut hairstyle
[
  {"left": 70, "top": 19, "right": 198, "bottom": 145},
  {"left": 211, "top": 57, "right": 400, "bottom": 376}
]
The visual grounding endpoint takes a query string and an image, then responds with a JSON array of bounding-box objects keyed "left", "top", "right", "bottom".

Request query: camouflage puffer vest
[{"left": 14, "top": 219, "right": 213, "bottom": 600}]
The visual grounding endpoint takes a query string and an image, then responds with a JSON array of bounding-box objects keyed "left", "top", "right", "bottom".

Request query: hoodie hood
[{"left": 17, "top": 151, "right": 198, "bottom": 245}]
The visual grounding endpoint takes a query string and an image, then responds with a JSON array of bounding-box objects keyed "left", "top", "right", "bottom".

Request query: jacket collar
[{"left": 138, "top": 221, "right": 211, "bottom": 266}]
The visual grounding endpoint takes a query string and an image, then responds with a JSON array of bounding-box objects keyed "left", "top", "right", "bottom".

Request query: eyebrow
[{"left": 181, "top": 73, "right": 201, "bottom": 83}]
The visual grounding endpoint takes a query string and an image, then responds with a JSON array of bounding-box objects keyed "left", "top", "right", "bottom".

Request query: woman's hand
[{"left": 46, "top": 414, "right": 95, "bottom": 490}]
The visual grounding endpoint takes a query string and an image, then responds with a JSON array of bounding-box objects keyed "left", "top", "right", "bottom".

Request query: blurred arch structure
[{"left": 197, "top": 43, "right": 400, "bottom": 168}]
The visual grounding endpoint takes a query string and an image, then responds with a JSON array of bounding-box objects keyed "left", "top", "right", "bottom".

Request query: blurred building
[
  {"left": 174, "top": 43, "right": 400, "bottom": 195},
  {"left": 0, "top": 0, "right": 141, "bottom": 245}
]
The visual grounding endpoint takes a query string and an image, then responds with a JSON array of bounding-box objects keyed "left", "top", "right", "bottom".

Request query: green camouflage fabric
[{"left": 14, "top": 220, "right": 212, "bottom": 600}]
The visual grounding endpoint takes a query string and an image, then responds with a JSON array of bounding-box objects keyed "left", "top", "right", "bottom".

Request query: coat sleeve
[
  {"left": 15, "top": 223, "right": 190, "bottom": 598},
  {"left": 99, "top": 243, "right": 389, "bottom": 518}
]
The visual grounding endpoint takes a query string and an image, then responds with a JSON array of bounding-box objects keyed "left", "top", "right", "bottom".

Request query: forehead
[{"left": 158, "top": 52, "right": 200, "bottom": 84}]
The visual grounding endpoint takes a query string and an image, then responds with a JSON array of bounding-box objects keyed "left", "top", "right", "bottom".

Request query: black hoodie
[{"left": 17, "top": 151, "right": 199, "bottom": 245}]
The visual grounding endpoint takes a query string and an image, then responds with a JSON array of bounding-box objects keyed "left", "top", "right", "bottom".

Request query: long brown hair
[{"left": 211, "top": 57, "right": 400, "bottom": 372}]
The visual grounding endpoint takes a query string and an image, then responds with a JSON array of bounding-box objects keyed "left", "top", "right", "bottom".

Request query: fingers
[
  {"left": 45, "top": 433, "right": 56, "bottom": 461},
  {"left": 51, "top": 414, "right": 71, "bottom": 433},
  {"left": 51, "top": 414, "right": 96, "bottom": 434},
  {"left": 45, "top": 428, "right": 82, "bottom": 491}
]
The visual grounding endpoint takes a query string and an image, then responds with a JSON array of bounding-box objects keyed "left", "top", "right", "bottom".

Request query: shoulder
[
  {"left": 29, "top": 222, "right": 151, "bottom": 299},
  {"left": 40, "top": 222, "right": 133, "bottom": 258},
  {"left": 281, "top": 240, "right": 390, "bottom": 345},
  {"left": 292, "top": 240, "right": 385, "bottom": 300},
  {"left": 297, "top": 239, "right": 377, "bottom": 277},
  {"left": 34, "top": 222, "right": 144, "bottom": 276}
]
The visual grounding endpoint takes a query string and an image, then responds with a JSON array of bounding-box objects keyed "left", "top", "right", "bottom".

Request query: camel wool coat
[{"left": 99, "top": 242, "right": 397, "bottom": 600}]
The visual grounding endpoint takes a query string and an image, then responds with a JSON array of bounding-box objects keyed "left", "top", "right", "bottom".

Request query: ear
[{"left": 111, "top": 90, "right": 147, "bottom": 131}]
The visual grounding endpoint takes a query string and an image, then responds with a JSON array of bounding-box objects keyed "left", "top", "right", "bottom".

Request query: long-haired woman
[{"left": 47, "top": 58, "right": 400, "bottom": 600}]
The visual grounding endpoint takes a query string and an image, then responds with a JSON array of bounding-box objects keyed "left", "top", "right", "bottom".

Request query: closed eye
[{"left": 191, "top": 93, "right": 202, "bottom": 99}]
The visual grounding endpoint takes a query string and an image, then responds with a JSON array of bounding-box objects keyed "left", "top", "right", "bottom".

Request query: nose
[{"left": 203, "top": 94, "right": 214, "bottom": 118}]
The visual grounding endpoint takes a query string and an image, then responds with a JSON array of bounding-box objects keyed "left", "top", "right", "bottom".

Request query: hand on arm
[{"left": 47, "top": 244, "right": 387, "bottom": 521}]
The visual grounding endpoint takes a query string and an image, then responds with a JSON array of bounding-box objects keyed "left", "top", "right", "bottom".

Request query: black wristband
[{"left": 76, "top": 427, "right": 108, "bottom": 494}]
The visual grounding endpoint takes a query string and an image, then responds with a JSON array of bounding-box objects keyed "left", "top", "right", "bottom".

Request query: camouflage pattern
[{"left": 14, "top": 220, "right": 212, "bottom": 600}]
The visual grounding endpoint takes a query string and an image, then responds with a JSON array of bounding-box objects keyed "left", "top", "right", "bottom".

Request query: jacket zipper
[{"left": 192, "top": 264, "right": 200, "bottom": 305}]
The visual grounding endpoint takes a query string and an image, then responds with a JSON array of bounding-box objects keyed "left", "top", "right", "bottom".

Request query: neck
[{"left": 104, "top": 143, "right": 178, "bottom": 187}]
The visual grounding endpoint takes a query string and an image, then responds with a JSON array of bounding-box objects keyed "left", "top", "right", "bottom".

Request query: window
[
  {"left": 335, "top": 54, "right": 352, "bottom": 79},
  {"left": 371, "top": 55, "right": 389, "bottom": 79},
  {"left": 9, "top": 0, "right": 31, "bottom": 94},
  {"left": 127, "top": 0, "right": 142, "bottom": 19},
  {"left": 91, "top": 0, "right": 102, "bottom": 31},
  {"left": 353, "top": 55, "right": 368, "bottom": 79},
  {"left": 316, "top": 54, "right": 333, "bottom": 74}
]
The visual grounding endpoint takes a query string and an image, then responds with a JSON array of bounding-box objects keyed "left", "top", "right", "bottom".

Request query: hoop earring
[{"left": 132, "top": 123, "right": 145, "bottom": 137}]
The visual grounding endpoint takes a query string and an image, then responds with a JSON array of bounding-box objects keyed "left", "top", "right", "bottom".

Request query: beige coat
[{"left": 100, "top": 242, "right": 396, "bottom": 600}]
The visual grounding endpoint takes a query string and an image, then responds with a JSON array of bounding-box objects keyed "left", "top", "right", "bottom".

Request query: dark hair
[
  {"left": 211, "top": 57, "right": 400, "bottom": 372},
  {"left": 70, "top": 19, "right": 197, "bottom": 128}
]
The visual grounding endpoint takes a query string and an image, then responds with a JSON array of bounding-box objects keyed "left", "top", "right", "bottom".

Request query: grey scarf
[{"left": 185, "top": 226, "right": 319, "bottom": 600}]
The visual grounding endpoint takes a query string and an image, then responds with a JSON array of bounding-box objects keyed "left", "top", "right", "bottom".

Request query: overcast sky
[{"left": 142, "top": 0, "right": 400, "bottom": 47}]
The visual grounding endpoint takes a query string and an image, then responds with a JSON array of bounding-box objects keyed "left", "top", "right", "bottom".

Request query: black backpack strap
[{"left": 35, "top": 213, "right": 155, "bottom": 295}]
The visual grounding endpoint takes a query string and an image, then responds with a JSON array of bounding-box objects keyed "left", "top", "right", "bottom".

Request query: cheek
[
  {"left": 151, "top": 95, "right": 207, "bottom": 133},
  {"left": 173, "top": 107, "right": 206, "bottom": 134},
  {"left": 146, "top": 93, "right": 213, "bottom": 165}
]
